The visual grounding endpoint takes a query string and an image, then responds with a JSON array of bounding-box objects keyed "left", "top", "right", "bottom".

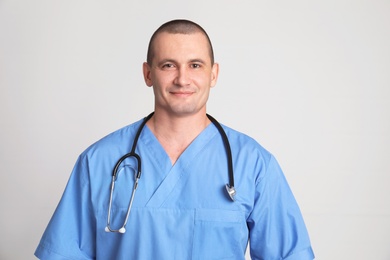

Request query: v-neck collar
[
  {"left": 138, "top": 123, "right": 219, "bottom": 207},
  {"left": 142, "top": 123, "right": 217, "bottom": 168}
]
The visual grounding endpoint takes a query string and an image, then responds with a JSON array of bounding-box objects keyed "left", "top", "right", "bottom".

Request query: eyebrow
[{"left": 189, "top": 59, "right": 207, "bottom": 65}]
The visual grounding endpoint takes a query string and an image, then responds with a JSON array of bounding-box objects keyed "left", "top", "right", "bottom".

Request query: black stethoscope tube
[
  {"left": 111, "top": 113, "right": 154, "bottom": 181},
  {"left": 206, "top": 114, "right": 235, "bottom": 191},
  {"left": 106, "top": 112, "right": 235, "bottom": 233}
]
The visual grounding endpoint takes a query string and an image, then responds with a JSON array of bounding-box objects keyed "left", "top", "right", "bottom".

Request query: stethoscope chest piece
[{"left": 225, "top": 184, "right": 236, "bottom": 201}]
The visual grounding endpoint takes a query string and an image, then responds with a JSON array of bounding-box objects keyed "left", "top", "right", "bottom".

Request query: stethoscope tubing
[
  {"left": 206, "top": 114, "right": 234, "bottom": 189},
  {"left": 106, "top": 112, "right": 235, "bottom": 233}
]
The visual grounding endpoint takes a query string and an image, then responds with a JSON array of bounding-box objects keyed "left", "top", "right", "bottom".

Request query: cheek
[
  {"left": 194, "top": 75, "right": 213, "bottom": 90},
  {"left": 154, "top": 70, "right": 176, "bottom": 82}
]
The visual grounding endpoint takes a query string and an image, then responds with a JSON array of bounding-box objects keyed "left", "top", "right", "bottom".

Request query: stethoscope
[{"left": 105, "top": 112, "right": 236, "bottom": 233}]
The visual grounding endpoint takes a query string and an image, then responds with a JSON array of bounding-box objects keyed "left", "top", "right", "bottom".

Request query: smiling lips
[{"left": 170, "top": 91, "right": 194, "bottom": 97}]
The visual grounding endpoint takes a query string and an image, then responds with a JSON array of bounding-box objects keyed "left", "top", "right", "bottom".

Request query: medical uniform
[{"left": 35, "top": 117, "right": 314, "bottom": 260}]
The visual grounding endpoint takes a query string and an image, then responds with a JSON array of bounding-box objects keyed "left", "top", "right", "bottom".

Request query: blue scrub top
[{"left": 35, "top": 118, "right": 314, "bottom": 259}]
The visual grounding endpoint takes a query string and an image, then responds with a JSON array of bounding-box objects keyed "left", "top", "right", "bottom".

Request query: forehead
[{"left": 152, "top": 32, "right": 211, "bottom": 62}]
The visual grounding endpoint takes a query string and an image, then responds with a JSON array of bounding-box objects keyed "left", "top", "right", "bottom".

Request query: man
[{"left": 35, "top": 19, "right": 314, "bottom": 259}]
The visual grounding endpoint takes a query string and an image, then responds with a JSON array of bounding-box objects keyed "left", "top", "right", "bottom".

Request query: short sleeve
[
  {"left": 35, "top": 155, "right": 96, "bottom": 260},
  {"left": 247, "top": 155, "right": 314, "bottom": 260}
]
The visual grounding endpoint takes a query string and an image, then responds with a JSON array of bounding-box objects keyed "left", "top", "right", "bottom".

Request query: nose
[{"left": 173, "top": 67, "right": 191, "bottom": 86}]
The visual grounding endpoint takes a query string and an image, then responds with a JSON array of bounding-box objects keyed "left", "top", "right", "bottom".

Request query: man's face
[{"left": 143, "top": 32, "right": 219, "bottom": 118}]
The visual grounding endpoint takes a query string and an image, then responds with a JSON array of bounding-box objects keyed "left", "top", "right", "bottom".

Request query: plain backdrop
[{"left": 1, "top": 1, "right": 389, "bottom": 259}]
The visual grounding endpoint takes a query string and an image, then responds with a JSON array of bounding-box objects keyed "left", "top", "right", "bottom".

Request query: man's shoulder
[
  {"left": 81, "top": 118, "right": 144, "bottom": 156},
  {"left": 218, "top": 123, "right": 272, "bottom": 159}
]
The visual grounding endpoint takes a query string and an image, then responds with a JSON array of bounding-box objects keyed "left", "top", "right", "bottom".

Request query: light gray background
[{"left": 1, "top": 1, "right": 389, "bottom": 259}]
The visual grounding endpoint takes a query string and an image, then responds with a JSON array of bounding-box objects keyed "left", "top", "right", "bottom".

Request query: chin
[{"left": 169, "top": 108, "right": 200, "bottom": 117}]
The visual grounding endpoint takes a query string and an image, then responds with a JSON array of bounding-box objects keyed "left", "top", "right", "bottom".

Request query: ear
[
  {"left": 143, "top": 62, "right": 153, "bottom": 87},
  {"left": 210, "top": 62, "right": 219, "bottom": 88}
]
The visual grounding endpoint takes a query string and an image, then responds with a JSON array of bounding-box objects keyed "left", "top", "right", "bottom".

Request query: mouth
[{"left": 170, "top": 91, "right": 194, "bottom": 97}]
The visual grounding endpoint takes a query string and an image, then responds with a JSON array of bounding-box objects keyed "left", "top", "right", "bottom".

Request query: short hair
[{"left": 146, "top": 19, "right": 215, "bottom": 65}]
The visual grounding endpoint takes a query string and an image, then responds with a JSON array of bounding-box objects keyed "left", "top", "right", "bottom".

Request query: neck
[{"left": 146, "top": 111, "right": 210, "bottom": 164}]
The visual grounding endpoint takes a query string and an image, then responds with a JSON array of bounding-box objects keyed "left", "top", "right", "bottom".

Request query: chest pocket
[{"left": 192, "top": 209, "right": 246, "bottom": 260}]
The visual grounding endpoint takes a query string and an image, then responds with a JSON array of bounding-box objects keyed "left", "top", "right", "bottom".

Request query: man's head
[
  {"left": 146, "top": 19, "right": 214, "bottom": 65},
  {"left": 143, "top": 19, "right": 219, "bottom": 118}
]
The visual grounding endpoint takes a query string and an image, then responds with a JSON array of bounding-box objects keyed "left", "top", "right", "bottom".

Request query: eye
[
  {"left": 191, "top": 63, "right": 202, "bottom": 69},
  {"left": 161, "top": 63, "right": 175, "bottom": 69}
]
